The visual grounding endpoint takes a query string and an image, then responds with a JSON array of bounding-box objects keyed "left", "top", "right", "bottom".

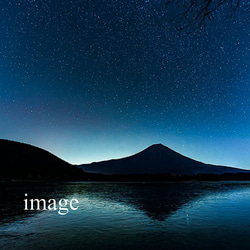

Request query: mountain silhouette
[
  {"left": 1, "top": 140, "right": 249, "bottom": 181},
  {"left": 0, "top": 139, "right": 83, "bottom": 180},
  {"left": 79, "top": 143, "right": 249, "bottom": 176}
]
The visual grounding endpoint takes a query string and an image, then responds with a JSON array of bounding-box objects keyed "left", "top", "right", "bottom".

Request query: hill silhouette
[
  {"left": 1, "top": 140, "right": 249, "bottom": 181},
  {"left": 79, "top": 144, "right": 249, "bottom": 177},
  {"left": 0, "top": 139, "right": 83, "bottom": 181}
]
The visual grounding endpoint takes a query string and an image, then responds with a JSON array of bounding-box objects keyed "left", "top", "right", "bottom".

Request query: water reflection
[
  {"left": 1, "top": 181, "right": 250, "bottom": 250},
  {"left": 0, "top": 182, "right": 87, "bottom": 224},
  {"left": 74, "top": 181, "right": 250, "bottom": 221},
  {"left": 1, "top": 181, "right": 250, "bottom": 224}
]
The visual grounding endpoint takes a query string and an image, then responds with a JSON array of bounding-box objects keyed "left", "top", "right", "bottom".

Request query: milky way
[{"left": 0, "top": 0, "right": 249, "bottom": 168}]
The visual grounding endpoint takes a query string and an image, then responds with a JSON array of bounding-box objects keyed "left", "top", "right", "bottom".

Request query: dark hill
[
  {"left": 0, "top": 139, "right": 83, "bottom": 181},
  {"left": 79, "top": 144, "right": 249, "bottom": 176}
]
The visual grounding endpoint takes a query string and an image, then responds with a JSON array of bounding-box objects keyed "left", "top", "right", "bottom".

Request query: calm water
[{"left": 1, "top": 181, "right": 250, "bottom": 249}]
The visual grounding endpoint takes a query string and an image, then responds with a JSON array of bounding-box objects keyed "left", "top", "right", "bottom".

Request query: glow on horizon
[
  {"left": 5, "top": 131, "right": 249, "bottom": 170},
  {"left": 49, "top": 139, "right": 250, "bottom": 170}
]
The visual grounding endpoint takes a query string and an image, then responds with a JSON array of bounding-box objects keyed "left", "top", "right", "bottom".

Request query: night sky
[{"left": 0, "top": 0, "right": 249, "bottom": 168}]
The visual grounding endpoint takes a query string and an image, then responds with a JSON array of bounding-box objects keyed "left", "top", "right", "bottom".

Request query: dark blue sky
[{"left": 1, "top": 0, "right": 249, "bottom": 168}]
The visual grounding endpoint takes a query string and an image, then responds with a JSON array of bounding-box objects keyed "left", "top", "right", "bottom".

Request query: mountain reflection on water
[
  {"left": 79, "top": 182, "right": 208, "bottom": 221},
  {"left": 1, "top": 181, "right": 249, "bottom": 223},
  {"left": 2, "top": 181, "right": 250, "bottom": 250}
]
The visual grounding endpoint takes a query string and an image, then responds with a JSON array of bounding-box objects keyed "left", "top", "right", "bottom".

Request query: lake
[{"left": 1, "top": 181, "right": 250, "bottom": 249}]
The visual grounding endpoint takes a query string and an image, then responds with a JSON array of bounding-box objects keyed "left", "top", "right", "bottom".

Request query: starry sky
[{"left": 0, "top": 0, "right": 249, "bottom": 168}]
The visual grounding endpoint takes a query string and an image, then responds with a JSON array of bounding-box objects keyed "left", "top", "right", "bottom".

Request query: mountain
[
  {"left": 0, "top": 139, "right": 83, "bottom": 180},
  {"left": 1, "top": 140, "right": 248, "bottom": 181},
  {"left": 79, "top": 144, "right": 249, "bottom": 176}
]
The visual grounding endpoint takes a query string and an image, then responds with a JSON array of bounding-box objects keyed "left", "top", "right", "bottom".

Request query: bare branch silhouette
[{"left": 162, "top": 0, "right": 249, "bottom": 32}]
